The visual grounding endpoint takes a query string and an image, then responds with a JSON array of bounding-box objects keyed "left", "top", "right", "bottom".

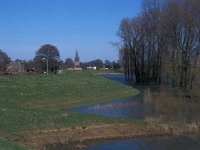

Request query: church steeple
[
  {"left": 75, "top": 50, "right": 79, "bottom": 61},
  {"left": 74, "top": 50, "right": 80, "bottom": 68}
]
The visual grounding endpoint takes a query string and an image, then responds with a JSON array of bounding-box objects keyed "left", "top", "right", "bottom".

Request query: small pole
[{"left": 47, "top": 59, "right": 48, "bottom": 74}]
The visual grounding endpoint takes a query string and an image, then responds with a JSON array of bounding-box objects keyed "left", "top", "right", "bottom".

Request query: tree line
[
  {"left": 118, "top": 0, "right": 200, "bottom": 89},
  {"left": 0, "top": 44, "right": 120, "bottom": 74}
]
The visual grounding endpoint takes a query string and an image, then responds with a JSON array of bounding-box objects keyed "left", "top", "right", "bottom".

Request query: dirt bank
[{"left": 15, "top": 122, "right": 200, "bottom": 150}]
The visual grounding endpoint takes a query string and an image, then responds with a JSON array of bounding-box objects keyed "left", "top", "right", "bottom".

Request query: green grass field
[
  {"left": 0, "top": 71, "right": 138, "bottom": 149},
  {"left": 0, "top": 139, "right": 27, "bottom": 150}
]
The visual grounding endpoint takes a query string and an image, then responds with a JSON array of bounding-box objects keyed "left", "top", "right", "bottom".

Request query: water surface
[
  {"left": 49, "top": 136, "right": 200, "bottom": 150},
  {"left": 67, "top": 74, "right": 199, "bottom": 122},
  {"left": 67, "top": 74, "right": 154, "bottom": 119}
]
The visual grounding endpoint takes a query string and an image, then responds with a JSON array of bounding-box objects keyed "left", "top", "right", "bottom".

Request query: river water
[
  {"left": 49, "top": 136, "right": 200, "bottom": 150},
  {"left": 67, "top": 74, "right": 154, "bottom": 119},
  {"left": 67, "top": 74, "right": 199, "bottom": 122},
  {"left": 86, "top": 136, "right": 200, "bottom": 150},
  {"left": 49, "top": 74, "right": 200, "bottom": 150}
]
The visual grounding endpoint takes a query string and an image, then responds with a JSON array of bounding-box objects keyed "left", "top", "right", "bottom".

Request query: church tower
[{"left": 74, "top": 50, "right": 80, "bottom": 68}]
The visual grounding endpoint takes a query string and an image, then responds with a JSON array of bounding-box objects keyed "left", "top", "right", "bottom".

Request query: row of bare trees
[{"left": 118, "top": 0, "right": 200, "bottom": 89}]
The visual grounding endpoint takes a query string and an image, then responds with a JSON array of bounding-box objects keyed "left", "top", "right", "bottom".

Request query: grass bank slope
[
  {"left": 0, "top": 71, "right": 138, "bottom": 149},
  {"left": 0, "top": 139, "right": 27, "bottom": 150}
]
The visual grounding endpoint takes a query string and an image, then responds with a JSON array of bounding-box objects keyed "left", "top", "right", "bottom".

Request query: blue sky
[{"left": 0, "top": 0, "right": 141, "bottom": 62}]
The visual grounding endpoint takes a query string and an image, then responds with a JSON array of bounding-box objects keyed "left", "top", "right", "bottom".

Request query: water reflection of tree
[{"left": 143, "top": 88, "right": 200, "bottom": 123}]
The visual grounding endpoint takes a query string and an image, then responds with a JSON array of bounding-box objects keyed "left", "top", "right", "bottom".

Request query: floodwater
[
  {"left": 87, "top": 136, "right": 200, "bottom": 150},
  {"left": 67, "top": 74, "right": 199, "bottom": 122},
  {"left": 67, "top": 93, "right": 154, "bottom": 119},
  {"left": 49, "top": 136, "right": 200, "bottom": 150},
  {"left": 67, "top": 74, "right": 154, "bottom": 119}
]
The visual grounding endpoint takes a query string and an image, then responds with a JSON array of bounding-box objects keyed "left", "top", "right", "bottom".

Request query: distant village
[{"left": 0, "top": 48, "right": 121, "bottom": 75}]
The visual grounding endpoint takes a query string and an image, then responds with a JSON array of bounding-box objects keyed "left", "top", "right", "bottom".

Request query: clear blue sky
[{"left": 0, "top": 0, "right": 141, "bottom": 62}]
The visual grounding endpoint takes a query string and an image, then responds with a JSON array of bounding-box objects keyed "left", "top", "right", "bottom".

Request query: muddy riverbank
[{"left": 15, "top": 122, "right": 199, "bottom": 149}]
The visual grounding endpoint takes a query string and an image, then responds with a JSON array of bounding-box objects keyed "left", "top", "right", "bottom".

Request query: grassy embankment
[
  {"left": 0, "top": 139, "right": 27, "bottom": 150},
  {"left": 0, "top": 70, "right": 138, "bottom": 149}
]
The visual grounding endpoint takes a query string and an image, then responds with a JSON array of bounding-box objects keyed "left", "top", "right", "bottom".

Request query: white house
[{"left": 86, "top": 66, "right": 96, "bottom": 70}]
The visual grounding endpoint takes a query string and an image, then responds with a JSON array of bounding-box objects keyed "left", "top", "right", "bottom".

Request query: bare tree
[
  {"left": 162, "top": 0, "right": 200, "bottom": 89},
  {"left": 118, "top": 0, "right": 200, "bottom": 89},
  {"left": 118, "top": 0, "right": 163, "bottom": 85}
]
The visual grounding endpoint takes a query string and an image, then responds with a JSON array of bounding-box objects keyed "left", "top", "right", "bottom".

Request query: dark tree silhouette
[
  {"left": 0, "top": 50, "right": 11, "bottom": 72},
  {"left": 34, "top": 44, "right": 60, "bottom": 73},
  {"left": 118, "top": 0, "right": 200, "bottom": 89},
  {"left": 65, "top": 58, "right": 74, "bottom": 68}
]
